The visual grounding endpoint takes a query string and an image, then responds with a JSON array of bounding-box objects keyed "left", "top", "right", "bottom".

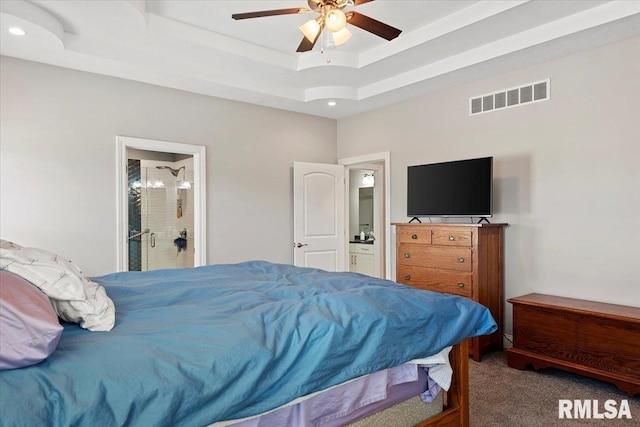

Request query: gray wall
[
  {"left": 337, "top": 36, "right": 640, "bottom": 335},
  {"left": 2, "top": 37, "right": 639, "bottom": 338},
  {"left": 0, "top": 57, "right": 337, "bottom": 275}
]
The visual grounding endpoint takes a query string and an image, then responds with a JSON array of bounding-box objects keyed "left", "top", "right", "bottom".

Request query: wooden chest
[
  {"left": 507, "top": 293, "right": 640, "bottom": 397},
  {"left": 394, "top": 223, "right": 506, "bottom": 361}
]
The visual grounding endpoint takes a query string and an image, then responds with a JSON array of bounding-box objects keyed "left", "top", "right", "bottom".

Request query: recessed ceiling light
[
  {"left": 327, "top": 101, "right": 337, "bottom": 107},
  {"left": 8, "top": 27, "right": 27, "bottom": 36}
]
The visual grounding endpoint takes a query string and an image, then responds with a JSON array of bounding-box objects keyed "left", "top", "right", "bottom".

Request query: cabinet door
[{"left": 353, "top": 253, "right": 374, "bottom": 276}]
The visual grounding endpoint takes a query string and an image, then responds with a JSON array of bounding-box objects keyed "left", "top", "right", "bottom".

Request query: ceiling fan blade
[
  {"left": 232, "top": 8, "right": 311, "bottom": 20},
  {"left": 346, "top": 11, "right": 401, "bottom": 41},
  {"left": 352, "top": 0, "right": 375, "bottom": 5},
  {"left": 296, "top": 23, "right": 324, "bottom": 52}
]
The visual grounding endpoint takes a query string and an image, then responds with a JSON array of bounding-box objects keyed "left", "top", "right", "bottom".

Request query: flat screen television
[{"left": 407, "top": 156, "right": 493, "bottom": 219}]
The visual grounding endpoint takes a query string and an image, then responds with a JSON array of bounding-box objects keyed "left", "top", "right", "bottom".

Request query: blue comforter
[{"left": 0, "top": 261, "right": 496, "bottom": 426}]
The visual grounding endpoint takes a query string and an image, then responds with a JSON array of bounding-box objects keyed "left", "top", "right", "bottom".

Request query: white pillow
[{"left": 0, "top": 241, "right": 115, "bottom": 332}]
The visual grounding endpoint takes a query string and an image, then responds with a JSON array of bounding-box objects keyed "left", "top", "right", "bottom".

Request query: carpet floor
[{"left": 469, "top": 351, "right": 639, "bottom": 426}]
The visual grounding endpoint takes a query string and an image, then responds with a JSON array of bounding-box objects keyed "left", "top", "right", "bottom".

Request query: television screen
[{"left": 407, "top": 156, "right": 493, "bottom": 218}]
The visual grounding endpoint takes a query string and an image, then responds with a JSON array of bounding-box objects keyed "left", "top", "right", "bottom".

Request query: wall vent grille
[{"left": 470, "top": 79, "right": 550, "bottom": 115}]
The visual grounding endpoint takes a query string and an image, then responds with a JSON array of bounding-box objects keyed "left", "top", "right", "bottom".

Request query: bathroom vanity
[{"left": 349, "top": 241, "right": 375, "bottom": 276}]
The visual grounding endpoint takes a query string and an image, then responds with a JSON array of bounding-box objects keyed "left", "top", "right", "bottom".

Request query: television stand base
[
  {"left": 409, "top": 217, "right": 422, "bottom": 223},
  {"left": 477, "top": 217, "right": 491, "bottom": 224}
]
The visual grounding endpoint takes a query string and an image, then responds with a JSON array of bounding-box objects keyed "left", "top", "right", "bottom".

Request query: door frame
[
  {"left": 339, "top": 152, "right": 391, "bottom": 280},
  {"left": 115, "top": 136, "right": 207, "bottom": 271}
]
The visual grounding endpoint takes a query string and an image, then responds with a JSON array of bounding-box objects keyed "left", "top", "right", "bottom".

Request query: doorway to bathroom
[
  {"left": 346, "top": 163, "right": 385, "bottom": 279},
  {"left": 341, "top": 152, "right": 390, "bottom": 280},
  {"left": 116, "top": 136, "right": 207, "bottom": 272},
  {"left": 128, "top": 156, "right": 194, "bottom": 271}
]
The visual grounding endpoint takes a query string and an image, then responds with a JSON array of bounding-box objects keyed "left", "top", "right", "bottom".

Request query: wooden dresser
[
  {"left": 507, "top": 293, "right": 640, "bottom": 397},
  {"left": 394, "top": 223, "right": 506, "bottom": 361}
]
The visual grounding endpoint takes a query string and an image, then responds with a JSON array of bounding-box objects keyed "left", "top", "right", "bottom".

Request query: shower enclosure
[{"left": 128, "top": 158, "right": 194, "bottom": 271}]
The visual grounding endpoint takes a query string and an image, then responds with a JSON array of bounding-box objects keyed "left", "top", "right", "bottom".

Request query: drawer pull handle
[
  {"left": 448, "top": 235, "right": 455, "bottom": 241},
  {"left": 457, "top": 282, "right": 465, "bottom": 288},
  {"left": 411, "top": 234, "right": 418, "bottom": 239},
  {"left": 404, "top": 253, "right": 411, "bottom": 258},
  {"left": 404, "top": 275, "right": 411, "bottom": 281},
  {"left": 457, "top": 257, "right": 465, "bottom": 263}
]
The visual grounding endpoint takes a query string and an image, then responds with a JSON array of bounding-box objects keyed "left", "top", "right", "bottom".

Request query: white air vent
[{"left": 470, "top": 79, "right": 550, "bottom": 116}]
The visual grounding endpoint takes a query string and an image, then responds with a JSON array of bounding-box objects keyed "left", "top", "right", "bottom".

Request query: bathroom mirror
[{"left": 359, "top": 187, "right": 373, "bottom": 235}]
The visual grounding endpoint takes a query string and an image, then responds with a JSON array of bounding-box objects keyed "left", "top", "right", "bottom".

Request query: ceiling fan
[{"left": 232, "top": 0, "right": 402, "bottom": 52}]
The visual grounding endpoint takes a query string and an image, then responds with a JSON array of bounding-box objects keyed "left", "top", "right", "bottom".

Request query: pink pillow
[{"left": 0, "top": 270, "right": 63, "bottom": 370}]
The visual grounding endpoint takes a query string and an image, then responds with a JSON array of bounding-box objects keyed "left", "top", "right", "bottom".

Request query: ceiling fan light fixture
[
  {"left": 325, "top": 8, "right": 347, "bottom": 32},
  {"left": 299, "top": 17, "right": 322, "bottom": 42},
  {"left": 332, "top": 27, "right": 351, "bottom": 46},
  {"left": 232, "top": 0, "right": 402, "bottom": 53}
]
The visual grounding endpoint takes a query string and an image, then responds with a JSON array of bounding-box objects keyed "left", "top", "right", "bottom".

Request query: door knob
[{"left": 294, "top": 243, "right": 308, "bottom": 248}]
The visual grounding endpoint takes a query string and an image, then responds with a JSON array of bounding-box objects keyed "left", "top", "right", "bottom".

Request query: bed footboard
[{"left": 416, "top": 340, "right": 469, "bottom": 427}]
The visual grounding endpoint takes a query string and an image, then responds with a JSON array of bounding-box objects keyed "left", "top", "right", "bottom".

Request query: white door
[{"left": 293, "top": 162, "right": 345, "bottom": 271}]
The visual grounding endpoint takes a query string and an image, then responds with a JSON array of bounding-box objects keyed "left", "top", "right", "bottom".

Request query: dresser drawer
[
  {"left": 432, "top": 228, "right": 472, "bottom": 247},
  {"left": 396, "top": 226, "right": 432, "bottom": 244},
  {"left": 397, "top": 244, "right": 472, "bottom": 272},
  {"left": 398, "top": 265, "right": 472, "bottom": 297}
]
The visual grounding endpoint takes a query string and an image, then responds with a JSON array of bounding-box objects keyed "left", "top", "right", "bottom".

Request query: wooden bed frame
[{"left": 417, "top": 340, "right": 469, "bottom": 427}]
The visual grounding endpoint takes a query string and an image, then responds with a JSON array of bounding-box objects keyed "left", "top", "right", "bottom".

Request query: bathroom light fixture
[
  {"left": 328, "top": 101, "right": 337, "bottom": 106},
  {"left": 8, "top": 27, "right": 26, "bottom": 36},
  {"left": 362, "top": 173, "right": 374, "bottom": 187},
  {"left": 148, "top": 180, "right": 165, "bottom": 188}
]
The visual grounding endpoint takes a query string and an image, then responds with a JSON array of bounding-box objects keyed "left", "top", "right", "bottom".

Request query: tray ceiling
[{"left": 1, "top": 0, "right": 639, "bottom": 118}]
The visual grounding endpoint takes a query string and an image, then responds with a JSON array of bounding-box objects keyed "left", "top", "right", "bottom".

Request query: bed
[{"left": 0, "top": 245, "right": 496, "bottom": 427}]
